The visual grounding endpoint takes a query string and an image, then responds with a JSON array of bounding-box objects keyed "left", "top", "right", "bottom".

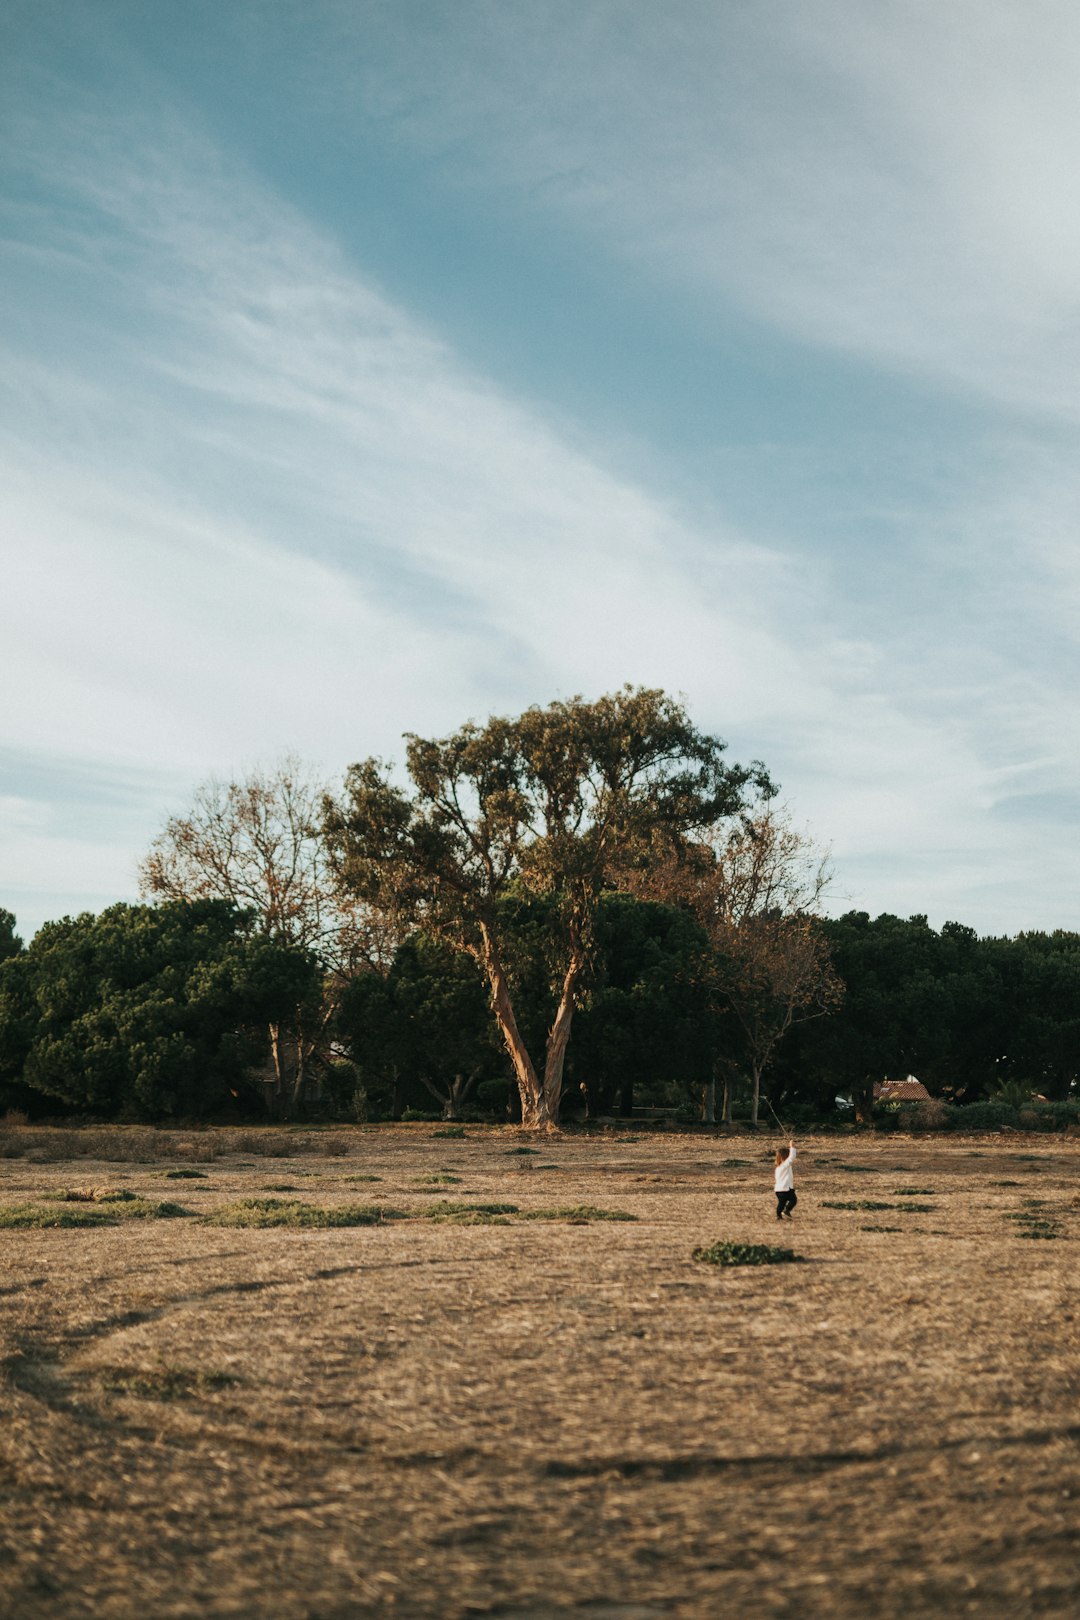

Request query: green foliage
[
  {"left": 822, "top": 1199, "right": 897, "bottom": 1210},
  {"left": 955, "top": 1101, "right": 1019, "bottom": 1131},
  {"left": 424, "top": 1200, "right": 519, "bottom": 1217},
  {"left": 0, "top": 900, "right": 318, "bottom": 1118},
  {"left": 569, "top": 892, "right": 719, "bottom": 1118},
  {"left": 780, "top": 915, "right": 1080, "bottom": 1117},
  {"left": 203, "top": 1198, "right": 401, "bottom": 1228},
  {"left": 692, "top": 1240, "right": 799, "bottom": 1266},
  {"left": 337, "top": 933, "right": 502, "bottom": 1120},
  {"left": 518, "top": 1205, "right": 636, "bottom": 1222},
  {"left": 0, "top": 908, "right": 22, "bottom": 963},
  {"left": 822, "top": 1198, "right": 937, "bottom": 1212},
  {"left": 0, "top": 1197, "right": 188, "bottom": 1228},
  {"left": 432, "top": 1124, "right": 467, "bottom": 1138}
]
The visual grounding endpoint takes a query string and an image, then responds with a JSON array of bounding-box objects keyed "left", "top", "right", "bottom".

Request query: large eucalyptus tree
[{"left": 323, "top": 687, "right": 771, "bottom": 1128}]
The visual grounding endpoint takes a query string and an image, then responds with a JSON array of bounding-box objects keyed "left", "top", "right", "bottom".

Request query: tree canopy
[{"left": 0, "top": 901, "right": 317, "bottom": 1118}]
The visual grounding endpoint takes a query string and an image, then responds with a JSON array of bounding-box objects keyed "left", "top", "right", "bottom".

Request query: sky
[{"left": 3, "top": 0, "right": 1080, "bottom": 942}]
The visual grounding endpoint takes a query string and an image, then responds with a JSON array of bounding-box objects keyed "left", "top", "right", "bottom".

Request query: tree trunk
[
  {"left": 477, "top": 922, "right": 548, "bottom": 1127},
  {"left": 750, "top": 1061, "right": 763, "bottom": 1125},
  {"left": 542, "top": 934, "right": 586, "bottom": 1125},
  {"left": 701, "top": 1075, "right": 716, "bottom": 1125},
  {"left": 268, "top": 1022, "right": 287, "bottom": 1117}
]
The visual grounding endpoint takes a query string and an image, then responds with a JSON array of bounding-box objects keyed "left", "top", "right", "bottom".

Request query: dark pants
[{"left": 775, "top": 1189, "right": 797, "bottom": 1220}]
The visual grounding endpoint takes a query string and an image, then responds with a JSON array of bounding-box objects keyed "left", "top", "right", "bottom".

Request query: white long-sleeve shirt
[{"left": 773, "top": 1145, "right": 797, "bottom": 1193}]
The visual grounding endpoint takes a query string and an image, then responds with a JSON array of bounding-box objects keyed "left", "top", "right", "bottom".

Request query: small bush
[
  {"left": 506, "top": 1147, "right": 539, "bottom": 1156},
  {"left": 519, "top": 1206, "right": 637, "bottom": 1223},
  {"left": 955, "top": 1101, "right": 1020, "bottom": 1132},
  {"left": 203, "top": 1198, "right": 401, "bottom": 1228},
  {"left": 693, "top": 1240, "right": 799, "bottom": 1266},
  {"left": 164, "top": 1168, "right": 209, "bottom": 1180},
  {"left": 414, "top": 1173, "right": 462, "bottom": 1185},
  {"left": 431, "top": 1126, "right": 466, "bottom": 1139},
  {"left": 905, "top": 1098, "right": 956, "bottom": 1132}
]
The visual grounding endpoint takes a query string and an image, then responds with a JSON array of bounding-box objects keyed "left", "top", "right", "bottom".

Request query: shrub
[
  {"left": 955, "top": 1101, "right": 1020, "bottom": 1132},
  {"left": 431, "top": 1126, "right": 466, "bottom": 1139},
  {"left": 693, "top": 1241, "right": 799, "bottom": 1266},
  {"left": 905, "top": 1098, "right": 956, "bottom": 1132},
  {"left": 518, "top": 1206, "right": 637, "bottom": 1222}
]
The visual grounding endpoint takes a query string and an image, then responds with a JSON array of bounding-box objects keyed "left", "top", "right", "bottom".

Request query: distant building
[{"left": 874, "top": 1077, "right": 931, "bottom": 1102}]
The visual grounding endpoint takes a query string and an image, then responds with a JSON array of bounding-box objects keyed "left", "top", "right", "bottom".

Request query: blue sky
[{"left": 3, "top": 0, "right": 1080, "bottom": 940}]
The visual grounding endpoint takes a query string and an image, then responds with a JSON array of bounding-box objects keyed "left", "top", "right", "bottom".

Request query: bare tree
[
  {"left": 139, "top": 758, "right": 393, "bottom": 1112},
  {"left": 625, "top": 806, "right": 841, "bottom": 1124}
]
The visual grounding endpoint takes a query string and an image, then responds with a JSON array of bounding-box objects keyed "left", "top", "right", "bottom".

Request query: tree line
[{"left": 1, "top": 689, "right": 1078, "bottom": 1126}]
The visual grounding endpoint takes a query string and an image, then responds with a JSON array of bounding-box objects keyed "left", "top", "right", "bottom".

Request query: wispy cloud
[{"left": 334, "top": 1, "right": 1080, "bottom": 421}]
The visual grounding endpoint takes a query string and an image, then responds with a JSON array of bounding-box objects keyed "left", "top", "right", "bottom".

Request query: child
[{"left": 774, "top": 1139, "right": 797, "bottom": 1221}]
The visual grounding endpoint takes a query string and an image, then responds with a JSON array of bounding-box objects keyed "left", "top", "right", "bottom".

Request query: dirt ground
[{"left": 1, "top": 1124, "right": 1078, "bottom": 1620}]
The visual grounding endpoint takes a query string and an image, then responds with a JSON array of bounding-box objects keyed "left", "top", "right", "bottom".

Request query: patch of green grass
[
  {"left": 432, "top": 1126, "right": 466, "bottom": 1139},
  {"left": 693, "top": 1240, "right": 800, "bottom": 1267},
  {"left": 894, "top": 1203, "right": 937, "bottom": 1213},
  {"left": 989, "top": 1179, "right": 1021, "bottom": 1188},
  {"left": 505, "top": 1147, "right": 539, "bottom": 1156},
  {"left": 719, "top": 1158, "right": 750, "bottom": 1168},
  {"left": 414, "top": 1173, "right": 462, "bottom": 1185},
  {"left": 340, "top": 1173, "right": 382, "bottom": 1183},
  {"left": 835, "top": 1163, "right": 879, "bottom": 1173},
  {"left": 821, "top": 1199, "right": 897, "bottom": 1211},
  {"left": 0, "top": 1198, "right": 188, "bottom": 1229},
  {"left": 859, "top": 1225, "right": 903, "bottom": 1233},
  {"left": 0, "top": 1204, "right": 112, "bottom": 1229},
  {"left": 892, "top": 1187, "right": 937, "bottom": 1196},
  {"left": 519, "top": 1205, "right": 637, "bottom": 1223},
  {"left": 424, "top": 1201, "right": 519, "bottom": 1217},
  {"left": 1003, "top": 1205, "right": 1063, "bottom": 1239},
  {"left": 99, "top": 1365, "right": 240, "bottom": 1401},
  {"left": 260, "top": 1183, "right": 298, "bottom": 1193},
  {"left": 48, "top": 1187, "right": 138, "bottom": 1203},
  {"left": 203, "top": 1198, "right": 402, "bottom": 1229},
  {"left": 163, "top": 1168, "right": 209, "bottom": 1180},
  {"left": 426, "top": 1210, "right": 513, "bottom": 1225}
]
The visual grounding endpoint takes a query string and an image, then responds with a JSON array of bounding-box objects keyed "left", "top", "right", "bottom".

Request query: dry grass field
[{"left": 1, "top": 1122, "right": 1078, "bottom": 1620}]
